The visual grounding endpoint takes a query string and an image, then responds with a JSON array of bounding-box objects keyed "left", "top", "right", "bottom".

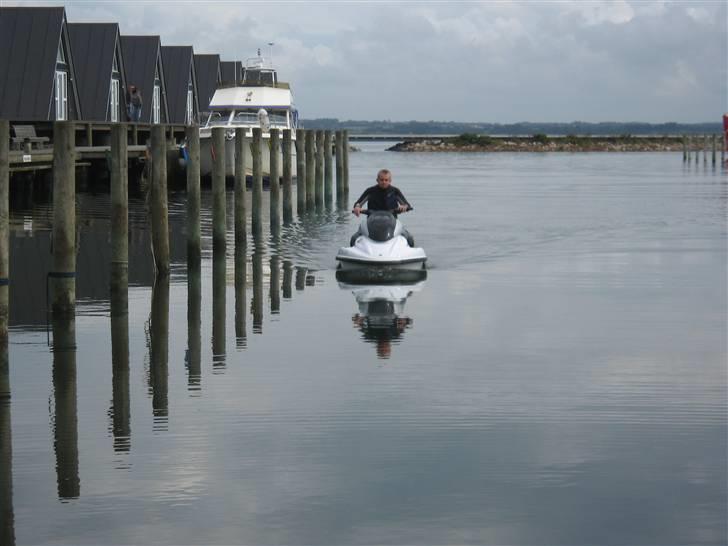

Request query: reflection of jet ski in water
[
  {"left": 336, "top": 209, "right": 427, "bottom": 283},
  {"left": 340, "top": 281, "right": 425, "bottom": 359}
]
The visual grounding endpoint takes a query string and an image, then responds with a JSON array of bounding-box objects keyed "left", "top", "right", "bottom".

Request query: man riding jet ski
[{"left": 336, "top": 169, "right": 427, "bottom": 283}]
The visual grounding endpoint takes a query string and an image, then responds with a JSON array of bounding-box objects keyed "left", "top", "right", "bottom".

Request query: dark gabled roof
[
  {"left": 68, "top": 23, "right": 122, "bottom": 121},
  {"left": 220, "top": 60, "right": 243, "bottom": 85},
  {"left": 161, "top": 45, "right": 197, "bottom": 124},
  {"left": 194, "top": 54, "right": 220, "bottom": 112},
  {"left": 120, "top": 35, "right": 167, "bottom": 123},
  {"left": 0, "top": 6, "right": 80, "bottom": 120}
]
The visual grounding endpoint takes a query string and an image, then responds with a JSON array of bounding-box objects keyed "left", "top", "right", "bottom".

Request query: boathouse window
[
  {"left": 55, "top": 43, "right": 68, "bottom": 121},
  {"left": 185, "top": 78, "right": 193, "bottom": 124},
  {"left": 153, "top": 84, "right": 160, "bottom": 123},
  {"left": 110, "top": 54, "right": 120, "bottom": 122}
]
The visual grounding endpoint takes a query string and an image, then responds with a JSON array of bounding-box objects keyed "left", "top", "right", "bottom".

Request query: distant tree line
[{"left": 302, "top": 119, "right": 721, "bottom": 136}]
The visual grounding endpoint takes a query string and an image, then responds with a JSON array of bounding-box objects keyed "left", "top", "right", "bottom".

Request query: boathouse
[
  {"left": 194, "top": 54, "right": 221, "bottom": 115},
  {"left": 220, "top": 60, "right": 244, "bottom": 85},
  {"left": 0, "top": 6, "right": 82, "bottom": 121},
  {"left": 161, "top": 46, "right": 199, "bottom": 125},
  {"left": 68, "top": 23, "right": 127, "bottom": 122},
  {"left": 120, "top": 35, "right": 169, "bottom": 124}
]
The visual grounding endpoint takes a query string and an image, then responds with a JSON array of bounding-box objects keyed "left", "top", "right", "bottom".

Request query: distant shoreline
[{"left": 386, "top": 135, "right": 693, "bottom": 153}]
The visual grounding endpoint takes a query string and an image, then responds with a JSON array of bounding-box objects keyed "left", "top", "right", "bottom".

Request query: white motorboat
[
  {"left": 199, "top": 51, "right": 299, "bottom": 179},
  {"left": 336, "top": 209, "right": 427, "bottom": 283}
]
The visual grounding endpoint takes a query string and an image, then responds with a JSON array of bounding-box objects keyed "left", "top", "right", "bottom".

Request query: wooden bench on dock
[{"left": 11, "top": 124, "right": 49, "bottom": 150}]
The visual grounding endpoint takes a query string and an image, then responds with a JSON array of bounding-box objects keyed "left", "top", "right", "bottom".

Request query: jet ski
[{"left": 336, "top": 208, "right": 427, "bottom": 283}]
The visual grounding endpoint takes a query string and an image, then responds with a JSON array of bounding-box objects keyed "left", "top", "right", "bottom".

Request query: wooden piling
[
  {"left": 234, "top": 128, "right": 247, "bottom": 248},
  {"left": 712, "top": 134, "right": 717, "bottom": 165},
  {"left": 110, "top": 124, "right": 128, "bottom": 270},
  {"left": 342, "top": 129, "right": 350, "bottom": 193},
  {"left": 186, "top": 126, "right": 201, "bottom": 263},
  {"left": 722, "top": 133, "right": 726, "bottom": 163},
  {"left": 282, "top": 129, "right": 293, "bottom": 223},
  {"left": 51, "top": 121, "right": 76, "bottom": 315},
  {"left": 703, "top": 135, "right": 708, "bottom": 164},
  {"left": 131, "top": 124, "right": 138, "bottom": 146},
  {"left": 315, "top": 130, "right": 324, "bottom": 209},
  {"left": 682, "top": 135, "right": 687, "bottom": 162},
  {"left": 0, "top": 344, "right": 13, "bottom": 544},
  {"left": 150, "top": 125, "right": 169, "bottom": 276},
  {"left": 212, "top": 127, "right": 226, "bottom": 251},
  {"left": 0, "top": 120, "right": 9, "bottom": 348},
  {"left": 296, "top": 129, "right": 306, "bottom": 213},
  {"left": 335, "top": 130, "right": 343, "bottom": 205},
  {"left": 305, "top": 130, "right": 315, "bottom": 211},
  {"left": 270, "top": 128, "right": 281, "bottom": 231},
  {"left": 252, "top": 128, "right": 263, "bottom": 236},
  {"left": 85, "top": 123, "right": 93, "bottom": 147},
  {"left": 52, "top": 315, "right": 79, "bottom": 499},
  {"left": 324, "top": 131, "right": 333, "bottom": 206}
]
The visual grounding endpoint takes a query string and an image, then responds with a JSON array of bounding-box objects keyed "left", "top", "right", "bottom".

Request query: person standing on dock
[
  {"left": 127, "top": 85, "right": 143, "bottom": 122},
  {"left": 352, "top": 169, "right": 411, "bottom": 216}
]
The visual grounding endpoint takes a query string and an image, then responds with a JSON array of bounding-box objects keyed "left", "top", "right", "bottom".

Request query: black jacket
[{"left": 354, "top": 185, "right": 411, "bottom": 211}]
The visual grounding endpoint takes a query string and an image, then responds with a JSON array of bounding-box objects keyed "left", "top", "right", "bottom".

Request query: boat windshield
[
  {"left": 206, "top": 111, "right": 233, "bottom": 126},
  {"left": 233, "top": 109, "right": 288, "bottom": 128}
]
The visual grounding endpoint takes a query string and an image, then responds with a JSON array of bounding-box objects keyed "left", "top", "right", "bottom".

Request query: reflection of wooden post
[
  {"left": 295, "top": 267, "right": 307, "bottom": 291},
  {"left": 0, "top": 120, "right": 9, "bottom": 348},
  {"left": 342, "top": 129, "right": 350, "bottom": 193},
  {"left": 150, "top": 125, "right": 169, "bottom": 276},
  {"left": 149, "top": 278, "right": 169, "bottom": 425},
  {"left": 269, "top": 128, "right": 280, "bottom": 231},
  {"left": 315, "top": 130, "right": 324, "bottom": 209},
  {"left": 252, "top": 245, "right": 264, "bottom": 333},
  {"left": 234, "top": 128, "right": 247, "bottom": 248},
  {"left": 682, "top": 135, "right": 687, "bottom": 162},
  {"left": 335, "top": 130, "right": 343, "bottom": 206},
  {"left": 270, "top": 255, "right": 280, "bottom": 314},
  {"left": 295, "top": 129, "right": 306, "bottom": 213},
  {"left": 52, "top": 315, "right": 79, "bottom": 499},
  {"left": 324, "top": 131, "right": 333, "bottom": 206},
  {"left": 212, "top": 127, "right": 226, "bottom": 251},
  {"left": 52, "top": 121, "right": 76, "bottom": 315},
  {"left": 305, "top": 130, "right": 315, "bottom": 211},
  {"left": 722, "top": 133, "right": 726, "bottom": 163},
  {"left": 711, "top": 134, "right": 717, "bottom": 165},
  {"left": 282, "top": 129, "right": 293, "bottom": 223},
  {"left": 187, "top": 266, "right": 201, "bottom": 390},
  {"left": 110, "top": 265, "right": 130, "bottom": 453},
  {"left": 212, "top": 250, "right": 226, "bottom": 370},
  {"left": 234, "top": 245, "right": 247, "bottom": 348},
  {"left": 703, "top": 135, "right": 707, "bottom": 164},
  {"left": 252, "top": 128, "right": 263, "bottom": 236},
  {"left": 0, "top": 341, "right": 15, "bottom": 546},
  {"left": 185, "top": 125, "right": 201, "bottom": 263},
  {"left": 111, "top": 124, "right": 128, "bottom": 272},
  {"left": 282, "top": 260, "right": 292, "bottom": 300}
]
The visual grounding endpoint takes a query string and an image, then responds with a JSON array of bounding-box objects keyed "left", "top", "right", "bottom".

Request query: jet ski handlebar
[{"left": 358, "top": 207, "right": 413, "bottom": 216}]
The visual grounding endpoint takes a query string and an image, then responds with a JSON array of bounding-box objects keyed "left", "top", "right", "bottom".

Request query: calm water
[{"left": 1, "top": 146, "right": 726, "bottom": 545}]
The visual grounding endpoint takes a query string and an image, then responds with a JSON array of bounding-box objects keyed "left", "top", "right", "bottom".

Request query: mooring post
[
  {"left": 682, "top": 135, "right": 687, "bottom": 162},
  {"left": 282, "top": 129, "right": 293, "bottom": 223},
  {"left": 324, "top": 131, "right": 333, "bottom": 206},
  {"left": 703, "top": 135, "right": 708, "bottom": 164},
  {"left": 295, "top": 129, "right": 306, "bottom": 213},
  {"left": 305, "top": 130, "right": 315, "bottom": 211},
  {"left": 335, "top": 130, "right": 344, "bottom": 206},
  {"left": 722, "top": 133, "right": 726, "bottom": 164},
  {"left": 51, "top": 121, "right": 76, "bottom": 315},
  {"left": 85, "top": 123, "right": 93, "bottom": 147},
  {"left": 150, "top": 125, "right": 169, "bottom": 276},
  {"left": 131, "top": 124, "right": 138, "bottom": 146},
  {"left": 110, "top": 124, "right": 128, "bottom": 272},
  {"left": 342, "top": 129, "right": 350, "bottom": 193},
  {"left": 234, "top": 128, "right": 247, "bottom": 248},
  {"left": 0, "top": 120, "right": 9, "bottom": 349},
  {"left": 269, "top": 128, "right": 281, "bottom": 231},
  {"left": 185, "top": 126, "right": 201, "bottom": 263},
  {"left": 315, "top": 130, "right": 324, "bottom": 209},
  {"left": 234, "top": 245, "right": 247, "bottom": 348},
  {"left": 712, "top": 134, "right": 717, "bottom": 165},
  {"left": 252, "top": 128, "right": 263, "bottom": 236},
  {"left": 212, "top": 127, "right": 226, "bottom": 252}
]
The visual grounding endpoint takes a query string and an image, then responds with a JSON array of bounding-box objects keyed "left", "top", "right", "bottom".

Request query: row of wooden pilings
[
  {"left": 0, "top": 120, "right": 351, "bottom": 401},
  {"left": 681, "top": 134, "right": 726, "bottom": 165}
]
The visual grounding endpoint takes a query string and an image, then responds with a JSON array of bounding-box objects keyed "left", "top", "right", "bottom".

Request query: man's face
[{"left": 377, "top": 173, "right": 391, "bottom": 189}]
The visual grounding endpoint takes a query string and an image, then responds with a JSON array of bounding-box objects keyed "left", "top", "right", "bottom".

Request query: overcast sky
[{"left": 10, "top": 0, "right": 727, "bottom": 122}]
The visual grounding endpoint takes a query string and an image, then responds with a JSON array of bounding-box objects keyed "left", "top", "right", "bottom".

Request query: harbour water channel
[{"left": 2, "top": 144, "right": 726, "bottom": 544}]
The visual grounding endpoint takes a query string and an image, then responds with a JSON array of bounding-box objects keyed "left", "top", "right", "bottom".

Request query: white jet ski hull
[{"left": 336, "top": 236, "right": 427, "bottom": 283}]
